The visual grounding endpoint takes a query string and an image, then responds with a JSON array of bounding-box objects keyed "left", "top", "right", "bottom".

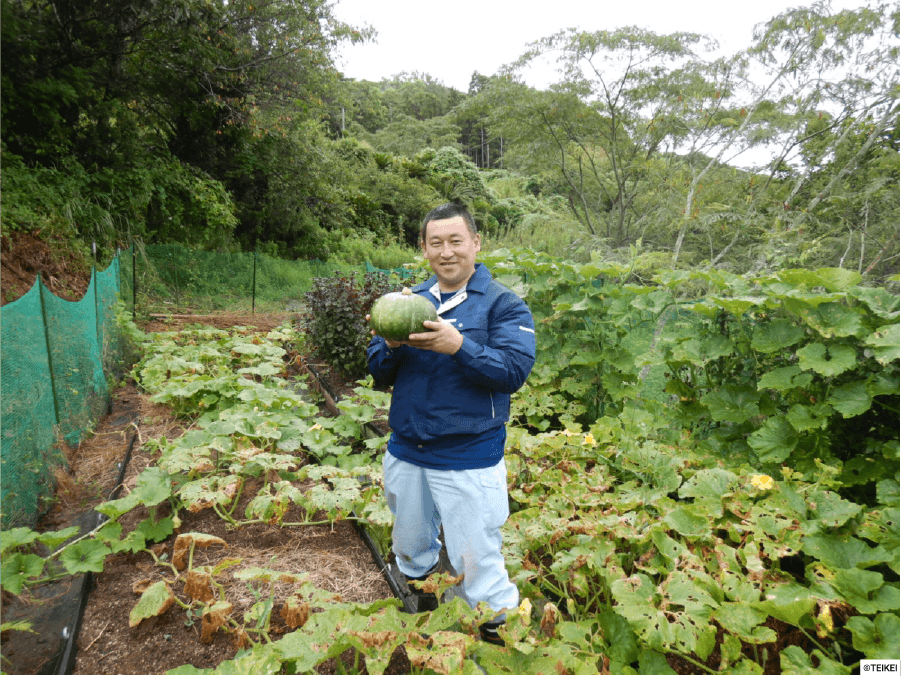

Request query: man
[{"left": 367, "top": 203, "right": 536, "bottom": 645}]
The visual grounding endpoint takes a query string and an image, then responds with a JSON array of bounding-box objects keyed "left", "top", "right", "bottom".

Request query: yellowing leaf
[{"left": 129, "top": 580, "right": 175, "bottom": 627}]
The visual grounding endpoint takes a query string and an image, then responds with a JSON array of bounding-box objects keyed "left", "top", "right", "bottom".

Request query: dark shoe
[
  {"left": 479, "top": 621, "right": 505, "bottom": 647},
  {"left": 405, "top": 563, "right": 440, "bottom": 612}
]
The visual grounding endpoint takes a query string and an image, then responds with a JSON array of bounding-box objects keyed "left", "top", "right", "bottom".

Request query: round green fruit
[{"left": 370, "top": 287, "right": 438, "bottom": 342}]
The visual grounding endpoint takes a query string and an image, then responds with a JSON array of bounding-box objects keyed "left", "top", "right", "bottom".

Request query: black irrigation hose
[
  {"left": 55, "top": 363, "right": 408, "bottom": 675},
  {"left": 55, "top": 429, "right": 139, "bottom": 675},
  {"left": 299, "top": 359, "right": 419, "bottom": 613},
  {"left": 301, "top": 356, "right": 385, "bottom": 440}
]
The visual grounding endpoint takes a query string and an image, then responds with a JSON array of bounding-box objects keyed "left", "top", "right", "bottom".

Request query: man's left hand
[{"left": 406, "top": 320, "right": 463, "bottom": 355}]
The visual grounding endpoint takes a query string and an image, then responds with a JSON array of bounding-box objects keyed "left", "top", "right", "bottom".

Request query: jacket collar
[{"left": 414, "top": 263, "right": 491, "bottom": 316}]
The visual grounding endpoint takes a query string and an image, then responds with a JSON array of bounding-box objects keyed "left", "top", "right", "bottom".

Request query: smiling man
[{"left": 366, "top": 202, "right": 536, "bottom": 645}]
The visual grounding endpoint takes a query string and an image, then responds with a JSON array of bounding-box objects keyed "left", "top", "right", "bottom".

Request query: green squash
[{"left": 370, "top": 287, "right": 438, "bottom": 342}]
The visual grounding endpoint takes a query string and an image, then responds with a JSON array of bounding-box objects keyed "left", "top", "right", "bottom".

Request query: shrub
[{"left": 303, "top": 272, "right": 396, "bottom": 378}]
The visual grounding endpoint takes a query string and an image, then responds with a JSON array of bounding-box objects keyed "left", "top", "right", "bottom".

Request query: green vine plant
[{"left": 1, "top": 251, "right": 898, "bottom": 674}]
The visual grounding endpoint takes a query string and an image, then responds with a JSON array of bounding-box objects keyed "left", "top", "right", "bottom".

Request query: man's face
[{"left": 421, "top": 216, "right": 481, "bottom": 292}]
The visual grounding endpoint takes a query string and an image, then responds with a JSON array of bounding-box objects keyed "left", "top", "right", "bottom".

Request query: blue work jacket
[{"left": 367, "top": 263, "right": 536, "bottom": 449}]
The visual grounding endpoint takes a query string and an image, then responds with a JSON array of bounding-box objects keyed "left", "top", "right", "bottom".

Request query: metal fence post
[
  {"left": 37, "top": 274, "right": 61, "bottom": 428},
  {"left": 252, "top": 251, "right": 257, "bottom": 315}
]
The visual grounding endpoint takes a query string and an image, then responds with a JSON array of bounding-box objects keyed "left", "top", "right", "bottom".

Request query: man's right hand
[{"left": 366, "top": 314, "right": 403, "bottom": 348}]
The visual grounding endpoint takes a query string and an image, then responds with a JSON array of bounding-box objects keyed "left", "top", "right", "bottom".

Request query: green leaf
[
  {"left": 748, "top": 416, "right": 798, "bottom": 463},
  {"left": 36, "top": 526, "right": 80, "bottom": 552},
  {"left": 752, "top": 583, "right": 815, "bottom": 625},
  {"left": 751, "top": 320, "right": 805, "bottom": 353},
  {"left": 96, "top": 466, "right": 172, "bottom": 518},
  {"left": 846, "top": 613, "right": 901, "bottom": 659},
  {"left": 129, "top": 580, "right": 175, "bottom": 627},
  {"left": 0, "top": 527, "right": 40, "bottom": 555},
  {"left": 711, "top": 296, "right": 766, "bottom": 314},
  {"left": 595, "top": 609, "right": 640, "bottom": 664},
  {"left": 135, "top": 516, "right": 174, "bottom": 543},
  {"left": 638, "top": 649, "right": 677, "bottom": 675},
  {"left": 849, "top": 286, "right": 900, "bottom": 320},
  {"left": 865, "top": 323, "right": 900, "bottom": 366},
  {"left": 779, "top": 645, "right": 850, "bottom": 674},
  {"left": 0, "top": 553, "right": 46, "bottom": 594},
  {"left": 663, "top": 507, "right": 710, "bottom": 539},
  {"left": 827, "top": 380, "right": 872, "bottom": 418},
  {"left": 712, "top": 601, "right": 776, "bottom": 644},
  {"left": 95, "top": 491, "right": 142, "bottom": 519},
  {"left": 802, "top": 534, "right": 892, "bottom": 570},
  {"left": 700, "top": 386, "right": 760, "bottom": 423},
  {"left": 877, "top": 480, "right": 900, "bottom": 507},
  {"left": 678, "top": 468, "right": 740, "bottom": 506},
  {"left": 757, "top": 365, "right": 813, "bottom": 392},
  {"left": 807, "top": 491, "right": 862, "bottom": 529},
  {"left": 59, "top": 539, "right": 111, "bottom": 574},
  {"left": 832, "top": 569, "right": 899, "bottom": 614},
  {"left": 802, "top": 302, "right": 863, "bottom": 338},
  {"left": 786, "top": 403, "right": 832, "bottom": 431},
  {"left": 814, "top": 267, "right": 862, "bottom": 292},
  {"left": 776, "top": 269, "right": 834, "bottom": 288},
  {"left": 796, "top": 342, "right": 856, "bottom": 377},
  {"left": 0, "top": 620, "right": 36, "bottom": 634}
]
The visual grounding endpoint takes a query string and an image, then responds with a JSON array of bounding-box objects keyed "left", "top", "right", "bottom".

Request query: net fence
[
  {"left": 1, "top": 252, "right": 127, "bottom": 530},
  {"left": 124, "top": 244, "right": 350, "bottom": 314}
]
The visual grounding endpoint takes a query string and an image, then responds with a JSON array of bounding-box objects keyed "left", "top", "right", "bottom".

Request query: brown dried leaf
[
  {"left": 540, "top": 601, "right": 560, "bottom": 638},
  {"left": 407, "top": 631, "right": 474, "bottom": 675},
  {"left": 132, "top": 578, "right": 154, "bottom": 594},
  {"left": 349, "top": 630, "right": 399, "bottom": 649},
  {"left": 232, "top": 628, "right": 251, "bottom": 650},
  {"left": 191, "top": 459, "right": 215, "bottom": 473},
  {"left": 280, "top": 597, "right": 310, "bottom": 630},
  {"left": 173, "top": 532, "right": 228, "bottom": 570},
  {"left": 418, "top": 572, "right": 464, "bottom": 595},
  {"left": 184, "top": 570, "right": 215, "bottom": 603},
  {"left": 201, "top": 601, "right": 234, "bottom": 643}
]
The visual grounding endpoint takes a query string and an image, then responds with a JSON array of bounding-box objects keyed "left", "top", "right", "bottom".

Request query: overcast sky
[{"left": 332, "top": 0, "right": 868, "bottom": 92}]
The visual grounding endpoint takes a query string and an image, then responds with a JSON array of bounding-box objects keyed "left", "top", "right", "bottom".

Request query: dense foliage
[
  {"left": 2, "top": 0, "right": 896, "bottom": 279},
  {"left": 2, "top": 248, "right": 897, "bottom": 672}
]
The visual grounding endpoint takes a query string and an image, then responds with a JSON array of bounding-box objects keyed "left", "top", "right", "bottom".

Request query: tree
[
  {"left": 495, "top": 26, "right": 730, "bottom": 252},
  {"left": 490, "top": 2, "right": 898, "bottom": 275},
  {"left": 1, "top": 0, "right": 373, "bottom": 251},
  {"left": 675, "top": 0, "right": 899, "bottom": 272}
]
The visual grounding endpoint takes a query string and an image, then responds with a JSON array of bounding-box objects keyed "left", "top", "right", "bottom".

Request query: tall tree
[
  {"left": 1, "top": 0, "right": 372, "bottom": 249},
  {"left": 495, "top": 26, "right": 727, "bottom": 249}
]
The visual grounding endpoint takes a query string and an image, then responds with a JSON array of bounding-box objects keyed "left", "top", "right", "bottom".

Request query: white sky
[{"left": 332, "top": 0, "right": 869, "bottom": 91}]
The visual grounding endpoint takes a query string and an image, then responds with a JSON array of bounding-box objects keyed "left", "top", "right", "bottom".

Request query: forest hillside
[{"left": 1, "top": 0, "right": 898, "bottom": 282}]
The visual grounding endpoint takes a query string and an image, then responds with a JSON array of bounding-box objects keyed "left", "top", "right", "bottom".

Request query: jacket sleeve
[
  {"left": 451, "top": 292, "right": 536, "bottom": 394},
  {"left": 367, "top": 335, "right": 404, "bottom": 387}
]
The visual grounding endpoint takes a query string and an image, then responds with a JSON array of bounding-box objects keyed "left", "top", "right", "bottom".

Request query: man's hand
[
  {"left": 368, "top": 315, "right": 462, "bottom": 355},
  {"left": 405, "top": 320, "right": 463, "bottom": 355}
]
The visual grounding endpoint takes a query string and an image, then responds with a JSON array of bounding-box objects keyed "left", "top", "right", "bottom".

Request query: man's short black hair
[{"left": 420, "top": 203, "right": 478, "bottom": 242}]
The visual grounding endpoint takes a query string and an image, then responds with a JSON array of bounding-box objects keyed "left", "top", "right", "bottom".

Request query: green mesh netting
[
  {"left": 1, "top": 252, "right": 125, "bottom": 530},
  {"left": 139, "top": 244, "right": 351, "bottom": 309},
  {"left": 365, "top": 261, "right": 413, "bottom": 279}
]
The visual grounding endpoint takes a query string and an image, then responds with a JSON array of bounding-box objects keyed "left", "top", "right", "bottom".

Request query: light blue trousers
[{"left": 383, "top": 452, "right": 519, "bottom": 615}]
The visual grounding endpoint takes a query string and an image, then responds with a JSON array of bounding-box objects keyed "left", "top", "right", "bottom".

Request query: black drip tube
[{"left": 55, "top": 430, "right": 139, "bottom": 674}]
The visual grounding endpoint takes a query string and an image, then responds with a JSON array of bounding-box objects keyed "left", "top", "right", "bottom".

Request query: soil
[
  {"left": 0, "top": 234, "right": 409, "bottom": 674},
  {"left": 1, "top": 230, "right": 93, "bottom": 305}
]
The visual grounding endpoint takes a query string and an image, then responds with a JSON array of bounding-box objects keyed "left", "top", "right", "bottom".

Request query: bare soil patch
[{"left": 1, "top": 230, "right": 93, "bottom": 305}]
